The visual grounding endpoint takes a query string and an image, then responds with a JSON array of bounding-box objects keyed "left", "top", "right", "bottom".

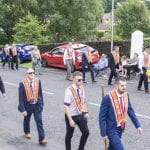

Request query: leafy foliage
[
  {"left": 0, "top": 0, "right": 104, "bottom": 43},
  {"left": 13, "top": 14, "right": 49, "bottom": 44},
  {"left": 115, "top": 0, "right": 150, "bottom": 39}
]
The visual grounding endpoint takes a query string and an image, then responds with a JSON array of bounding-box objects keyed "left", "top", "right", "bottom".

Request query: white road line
[
  {"left": 135, "top": 113, "right": 150, "bottom": 119},
  {"left": 4, "top": 81, "right": 54, "bottom": 95},
  {"left": 89, "top": 102, "right": 150, "bottom": 120},
  {"left": 43, "top": 91, "right": 54, "bottom": 95},
  {"left": 5, "top": 82, "right": 18, "bottom": 87}
]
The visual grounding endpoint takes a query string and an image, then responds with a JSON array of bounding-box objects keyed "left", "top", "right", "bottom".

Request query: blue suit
[
  {"left": 99, "top": 94, "right": 141, "bottom": 150},
  {"left": 81, "top": 53, "right": 95, "bottom": 82},
  {"left": 18, "top": 79, "right": 45, "bottom": 141}
]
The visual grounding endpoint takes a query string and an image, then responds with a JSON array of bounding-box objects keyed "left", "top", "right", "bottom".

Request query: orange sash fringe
[
  {"left": 23, "top": 78, "right": 39, "bottom": 101},
  {"left": 109, "top": 90, "right": 128, "bottom": 124}
]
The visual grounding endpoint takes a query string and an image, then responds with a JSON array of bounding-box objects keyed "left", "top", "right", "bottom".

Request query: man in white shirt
[
  {"left": 64, "top": 71, "right": 89, "bottom": 150},
  {"left": 63, "top": 42, "right": 75, "bottom": 81},
  {"left": 137, "top": 47, "right": 150, "bottom": 93}
]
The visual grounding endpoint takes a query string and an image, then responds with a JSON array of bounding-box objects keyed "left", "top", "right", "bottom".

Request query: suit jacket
[
  {"left": 18, "top": 79, "right": 44, "bottom": 112},
  {"left": 82, "top": 53, "right": 89, "bottom": 66},
  {"left": 0, "top": 76, "right": 5, "bottom": 94},
  {"left": 108, "top": 53, "right": 116, "bottom": 69},
  {"left": 99, "top": 94, "right": 141, "bottom": 137}
]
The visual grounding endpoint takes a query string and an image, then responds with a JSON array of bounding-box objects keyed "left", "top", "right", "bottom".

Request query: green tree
[
  {"left": 0, "top": 0, "right": 38, "bottom": 44},
  {"left": 0, "top": 0, "right": 104, "bottom": 43},
  {"left": 115, "top": 0, "right": 150, "bottom": 39},
  {"left": 102, "top": 0, "right": 126, "bottom": 13},
  {"left": 49, "top": 0, "right": 104, "bottom": 42},
  {"left": 13, "top": 14, "right": 49, "bottom": 44}
]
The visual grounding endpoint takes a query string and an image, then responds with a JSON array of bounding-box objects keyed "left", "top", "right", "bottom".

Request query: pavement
[{"left": 0, "top": 66, "right": 150, "bottom": 150}]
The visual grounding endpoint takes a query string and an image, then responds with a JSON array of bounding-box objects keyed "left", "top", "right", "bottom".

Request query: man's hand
[
  {"left": 22, "top": 111, "right": 27, "bottom": 117},
  {"left": 102, "top": 136, "right": 108, "bottom": 143},
  {"left": 69, "top": 119, "right": 75, "bottom": 127},
  {"left": 137, "top": 127, "right": 142, "bottom": 134}
]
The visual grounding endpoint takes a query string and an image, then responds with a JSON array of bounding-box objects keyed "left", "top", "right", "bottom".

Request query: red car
[{"left": 41, "top": 43, "right": 99, "bottom": 70}]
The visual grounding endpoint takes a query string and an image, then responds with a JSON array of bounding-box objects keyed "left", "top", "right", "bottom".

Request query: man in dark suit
[
  {"left": 0, "top": 76, "right": 6, "bottom": 97},
  {"left": 82, "top": 47, "right": 96, "bottom": 83},
  {"left": 108, "top": 46, "right": 120, "bottom": 85},
  {"left": 18, "top": 68, "right": 47, "bottom": 145},
  {"left": 99, "top": 76, "right": 142, "bottom": 150}
]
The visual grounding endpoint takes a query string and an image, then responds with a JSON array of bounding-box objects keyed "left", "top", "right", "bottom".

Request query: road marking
[
  {"left": 5, "top": 82, "right": 18, "bottom": 87},
  {"left": 43, "top": 91, "right": 54, "bottom": 95},
  {"left": 135, "top": 113, "right": 150, "bottom": 119},
  {"left": 89, "top": 102, "right": 150, "bottom": 120},
  {"left": 4, "top": 81, "right": 54, "bottom": 95}
]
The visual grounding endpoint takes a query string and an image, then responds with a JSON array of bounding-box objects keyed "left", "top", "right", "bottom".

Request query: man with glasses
[
  {"left": 18, "top": 68, "right": 47, "bottom": 145},
  {"left": 64, "top": 71, "right": 89, "bottom": 150}
]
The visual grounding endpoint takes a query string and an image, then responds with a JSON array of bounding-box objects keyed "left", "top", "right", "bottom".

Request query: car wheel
[{"left": 41, "top": 59, "right": 48, "bottom": 67}]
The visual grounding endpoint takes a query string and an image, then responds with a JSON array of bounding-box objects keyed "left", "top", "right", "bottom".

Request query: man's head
[
  {"left": 114, "top": 46, "right": 119, "bottom": 52},
  {"left": 26, "top": 68, "right": 35, "bottom": 80},
  {"left": 73, "top": 71, "right": 83, "bottom": 88},
  {"left": 115, "top": 76, "right": 127, "bottom": 94},
  {"left": 33, "top": 46, "right": 38, "bottom": 50},
  {"left": 101, "top": 54, "right": 106, "bottom": 59},
  {"left": 145, "top": 46, "right": 150, "bottom": 54}
]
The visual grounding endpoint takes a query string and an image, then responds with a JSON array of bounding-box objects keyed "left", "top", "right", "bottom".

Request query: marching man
[{"left": 99, "top": 76, "right": 142, "bottom": 150}]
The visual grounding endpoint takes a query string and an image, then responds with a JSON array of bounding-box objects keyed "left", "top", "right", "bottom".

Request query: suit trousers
[
  {"left": 23, "top": 103, "right": 45, "bottom": 141},
  {"left": 138, "top": 67, "right": 148, "bottom": 91},
  {"left": 11, "top": 55, "right": 18, "bottom": 70},
  {"left": 65, "top": 114, "right": 89, "bottom": 150},
  {"left": 66, "top": 59, "right": 73, "bottom": 78},
  {"left": 108, "top": 127, "right": 124, "bottom": 150},
  {"left": 82, "top": 63, "right": 95, "bottom": 82}
]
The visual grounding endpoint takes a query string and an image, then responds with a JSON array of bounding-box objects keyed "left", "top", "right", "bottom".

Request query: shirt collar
[{"left": 72, "top": 83, "right": 80, "bottom": 90}]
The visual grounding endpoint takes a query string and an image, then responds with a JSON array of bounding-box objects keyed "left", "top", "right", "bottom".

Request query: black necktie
[
  {"left": 30, "top": 81, "right": 33, "bottom": 94},
  {"left": 77, "top": 89, "right": 81, "bottom": 101}
]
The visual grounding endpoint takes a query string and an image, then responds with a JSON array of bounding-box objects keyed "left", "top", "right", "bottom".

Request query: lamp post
[{"left": 111, "top": 0, "right": 114, "bottom": 52}]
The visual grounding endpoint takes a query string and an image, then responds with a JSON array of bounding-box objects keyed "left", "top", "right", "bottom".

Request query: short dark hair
[
  {"left": 115, "top": 76, "right": 126, "bottom": 84},
  {"left": 114, "top": 46, "right": 119, "bottom": 50},
  {"left": 73, "top": 71, "right": 82, "bottom": 78}
]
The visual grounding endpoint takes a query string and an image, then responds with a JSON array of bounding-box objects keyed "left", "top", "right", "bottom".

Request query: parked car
[
  {"left": 41, "top": 43, "right": 100, "bottom": 70},
  {"left": 16, "top": 43, "right": 35, "bottom": 63}
]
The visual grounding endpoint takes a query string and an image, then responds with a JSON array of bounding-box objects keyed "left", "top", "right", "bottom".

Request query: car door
[
  {"left": 57, "top": 48, "right": 65, "bottom": 67},
  {"left": 46, "top": 48, "right": 59, "bottom": 66}
]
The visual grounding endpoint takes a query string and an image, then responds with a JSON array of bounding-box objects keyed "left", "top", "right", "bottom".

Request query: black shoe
[
  {"left": 108, "top": 83, "right": 113, "bottom": 85},
  {"left": 83, "top": 80, "right": 87, "bottom": 83},
  {"left": 39, "top": 73, "right": 43, "bottom": 75},
  {"left": 145, "top": 90, "right": 150, "bottom": 93},
  {"left": 92, "top": 80, "right": 97, "bottom": 83},
  {"left": 137, "top": 88, "right": 144, "bottom": 91}
]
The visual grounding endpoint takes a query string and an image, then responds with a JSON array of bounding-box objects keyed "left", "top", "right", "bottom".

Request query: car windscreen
[
  {"left": 74, "top": 46, "right": 95, "bottom": 53},
  {"left": 23, "top": 45, "right": 35, "bottom": 51}
]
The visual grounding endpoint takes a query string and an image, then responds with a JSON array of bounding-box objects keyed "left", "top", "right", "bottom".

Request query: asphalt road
[{"left": 0, "top": 66, "right": 150, "bottom": 150}]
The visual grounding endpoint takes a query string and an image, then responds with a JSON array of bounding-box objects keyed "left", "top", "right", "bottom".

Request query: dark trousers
[
  {"left": 11, "top": 55, "right": 18, "bottom": 70},
  {"left": 24, "top": 104, "right": 45, "bottom": 141},
  {"left": 138, "top": 67, "right": 148, "bottom": 91},
  {"left": 108, "top": 67, "right": 117, "bottom": 84},
  {"left": 65, "top": 114, "right": 89, "bottom": 150},
  {"left": 2, "top": 56, "right": 10, "bottom": 68},
  {"left": 82, "top": 63, "right": 95, "bottom": 82},
  {"left": 108, "top": 127, "right": 124, "bottom": 150}
]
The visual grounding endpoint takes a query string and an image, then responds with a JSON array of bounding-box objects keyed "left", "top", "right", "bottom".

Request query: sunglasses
[
  {"left": 77, "top": 79, "right": 83, "bottom": 82},
  {"left": 28, "top": 72, "right": 35, "bottom": 75}
]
